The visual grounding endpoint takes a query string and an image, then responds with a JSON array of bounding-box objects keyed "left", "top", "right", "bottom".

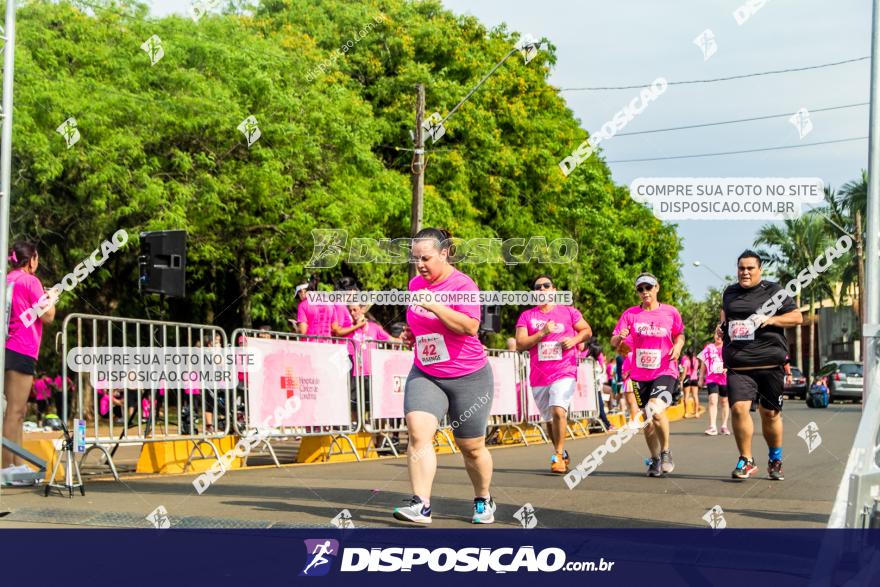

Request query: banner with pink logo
[
  {"left": 368, "top": 348, "right": 413, "bottom": 419},
  {"left": 245, "top": 337, "right": 350, "bottom": 427},
  {"left": 487, "top": 353, "right": 519, "bottom": 416},
  {"left": 572, "top": 359, "right": 599, "bottom": 412}
]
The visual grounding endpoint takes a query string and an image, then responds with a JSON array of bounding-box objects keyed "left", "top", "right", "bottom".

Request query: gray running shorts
[{"left": 403, "top": 363, "right": 494, "bottom": 439}]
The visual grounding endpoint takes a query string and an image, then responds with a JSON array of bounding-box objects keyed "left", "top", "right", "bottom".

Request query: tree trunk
[
  {"left": 238, "top": 260, "right": 253, "bottom": 328},
  {"left": 808, "top": 300, "right": 816, "bottom": 377}
]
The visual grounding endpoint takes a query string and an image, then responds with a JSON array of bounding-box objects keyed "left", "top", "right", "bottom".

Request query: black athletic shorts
[
  {"left": 706, "top": 382, "right": 728, "bottom": 398},
  {"left": 632, "top": 375, "right": 681, "bottom": 410},
  {"left": 727, "top": 367, "right": 784, "bottom": 410},
  {"left": 5, "top": 348, "right": 36, "bottom": 376},
  {"left": 683, "top": 378, "right": 698, "bottom": 387}
]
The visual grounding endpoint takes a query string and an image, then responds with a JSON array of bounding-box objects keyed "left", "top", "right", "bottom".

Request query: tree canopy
[{"left": 11, "top": 0, "right": 683, "bottom": 365}]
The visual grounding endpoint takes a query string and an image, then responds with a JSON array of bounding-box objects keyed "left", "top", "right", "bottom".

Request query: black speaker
[
  {"left": 138, "top": 230, "right": 186, "bottom": 298},
  {"left": 480, "top": 305, "right": 501, "bottom": 333}
]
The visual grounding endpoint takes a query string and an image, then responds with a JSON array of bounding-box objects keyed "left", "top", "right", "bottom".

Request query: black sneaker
[
  {"left": 732, "top": 456, "right": 758, "bottom": 479},
  {"left": 646, "top": 457, "right": 662, "bottom": 477},
  {"left": 768, "top": 459, "right": 784, "bottom": 481}
]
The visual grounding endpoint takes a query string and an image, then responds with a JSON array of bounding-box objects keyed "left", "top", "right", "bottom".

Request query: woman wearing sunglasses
[
  {"left": 610, "top": 273, "right": 685, "bottom": 477},
  {"left": 515, "top": 275, "right": 592, "bottom": 474}
]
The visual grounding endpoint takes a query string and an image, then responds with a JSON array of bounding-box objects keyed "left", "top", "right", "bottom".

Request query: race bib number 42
[
  {"left": 416, "top": 333, "right": 450, "bottom": 365},
  {"left": 636, "top": 348, "right": 662, "bottom": 370},
  {"left": 538, "top": 341, "right": 563, "bottom": 362},
  {"left": 729, "top": 320, "right": 756, "bottom": 341}
]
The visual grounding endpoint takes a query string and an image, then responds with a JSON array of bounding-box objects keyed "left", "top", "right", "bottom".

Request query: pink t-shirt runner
[
  {"left": 6, "top": 269, "right": 46, "bottom": 359},
  {"left": 680, "top": 355, "right": 699, "bottom": 379},
  {"left": 612, "top": 304, "right": 684, "bottom": 381},
  {"left": 621, "top": 352, "right": 634, "bottom": 391},
  {"left": 699, "top": 343, "right": 727, "bottom": 385},
  {"left": 346, "top": 320, "right": 392, "bottom": 377},
  {"left": 406, "top": 269, "right": 487, "bottom": 378},
  {"left": 516, "top": 305, "right": 583, "bottom": 387}
]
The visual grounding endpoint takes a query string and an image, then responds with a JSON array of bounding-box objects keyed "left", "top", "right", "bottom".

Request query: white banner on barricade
[
  {"left": 244, "top": 337, "right": 350, "bottom": 427},
  {"left": 488, "top": 354, "right": 519, "bottom": 416},
  {"left": 520, "top": 361, "right": 544, "bottom": 421},
  {"left": 369, "top": 347, "right": 412, "bottom": 419},
  {"left": 572, "top": 360, "right": 599, "bottom": 412}
]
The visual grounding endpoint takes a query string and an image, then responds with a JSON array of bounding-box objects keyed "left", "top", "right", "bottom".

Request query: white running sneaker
[
  {"left": 393, "top": 495, "right": 432, "bottom": 525},
  {"left": 472, "top": 497, "right": 496, "bottom": 524}
]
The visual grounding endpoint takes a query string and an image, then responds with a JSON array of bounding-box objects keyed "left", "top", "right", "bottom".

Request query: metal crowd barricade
[
  {"left": 361, "top": 339, "right": 456, "bottom": 457},
  {"left": 231, "top": 328, "right": 362, "bottom": 464},
  {"left": 361, "top": 340, "right": 407, "bottom": 457},
  {"left": 496, "top": 351, "right": 549, "bottom": 445},
  {"left": 57, "top": 314, "right": 230, "bottom": 482},
  {"left": 485, "top": 348, "right": 530, "bottom": 446},
  {"left": 568, "top": 356, "right": 604, "bottom": 438}
]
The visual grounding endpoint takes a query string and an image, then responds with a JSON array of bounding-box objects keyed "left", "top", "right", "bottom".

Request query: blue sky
[{"left": 146, "top": 1, "right": 871, "bottom": 298}]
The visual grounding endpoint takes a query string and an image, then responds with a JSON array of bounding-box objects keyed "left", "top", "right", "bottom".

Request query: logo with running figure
[
  {"left": 702, "top": 505, "right": 727, "bottom": 531},
  {"left": 300, "top": 539, "right": 339, "bottom": 577}
]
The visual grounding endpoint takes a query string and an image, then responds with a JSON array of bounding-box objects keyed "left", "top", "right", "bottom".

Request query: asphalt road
[{"left": 0, "top": 399, "right": 861, "bottom": 529}]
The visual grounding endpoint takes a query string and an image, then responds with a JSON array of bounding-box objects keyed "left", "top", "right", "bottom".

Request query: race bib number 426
[
  {"left": 416, "top": 333, "right": 450, "bottom": 365},
  {"left": 538, "top": 341, "right": 563, "bottom": 362}
]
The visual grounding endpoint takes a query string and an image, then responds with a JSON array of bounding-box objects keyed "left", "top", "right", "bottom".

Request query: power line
[
  {"left": 560, "top": 56, "right": 870, "bottom": 91},
  {"left": 614, "top": 102, "right": 869, "bottom": 137},
  {"left": 606, "top": 136, "right": 867, "bottom": 163}
]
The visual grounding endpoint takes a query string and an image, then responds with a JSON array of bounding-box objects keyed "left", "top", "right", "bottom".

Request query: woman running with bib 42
[
  {"left": 610, "top": 273, "right": 685, "bottom": 477},
  {"left": 393, "top": 228, "right": 495, "bottom": 525}
]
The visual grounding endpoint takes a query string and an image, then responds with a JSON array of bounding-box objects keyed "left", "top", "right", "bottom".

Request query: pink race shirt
[
  {"left": 347, "top": 321, "right": 392, "bottom": 376},
  {"left": 7, "top": 269, "right": 46, "bottom": 359},
  {"left": 331, "top": 304, "right": 352, "bottom": 345},
  {"left": 621, "top": 352, "right": 634, "bottom": 390},
  {"left": 680, "top": 355, "right": 699, "bottom": 379},
  {"left": 612, "top": 304, "right": 684, "bottom": 381},
  {"left": 296, "top": 297, "right": 335, "bottom": 338},
  {"left": 515, "top": 305, "right": 583, "bottom": 387},
  {"left": 699, "top": 343, "right": 727, "bottom": 385},
  {"left": 406, "top": 269, "right": 487, "bottom": 378},
  {"left": 33, "top": 377, "right": 51, "bottom": 400}
]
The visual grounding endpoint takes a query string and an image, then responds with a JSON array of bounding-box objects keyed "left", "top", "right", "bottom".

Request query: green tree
[
  {"left": 754, "top": 214, "right": 836, "bottom": 374},
  {"left": 10, "top": 0, "right": 684, "bottom": 372}
]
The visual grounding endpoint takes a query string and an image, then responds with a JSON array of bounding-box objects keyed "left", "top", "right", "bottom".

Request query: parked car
[
  {"left": 783, "top": 366, "right": 807, "bottom": 399},
  {"left": 817, "top": 361, "right": 864, "bottom": 402}
]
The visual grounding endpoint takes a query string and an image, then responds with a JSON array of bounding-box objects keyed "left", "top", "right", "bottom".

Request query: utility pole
[
  {"left": 409, "top": 83, "right": 425, "bottom": 281},
  {"left": 0, "top": 0, "right": 17, "bottom": 507}
]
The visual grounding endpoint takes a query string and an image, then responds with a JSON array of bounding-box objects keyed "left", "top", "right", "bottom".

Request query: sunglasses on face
[
  {"left": 534, "top": 282, "right": 553, "bottom": 290},
  {"left": 636, "top": 284, "right": 654, "bottom": 293}
]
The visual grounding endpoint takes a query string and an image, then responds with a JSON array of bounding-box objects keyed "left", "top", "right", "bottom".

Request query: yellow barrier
[
  {"left": 296, "top": 432, "right": 376, "bottom": 463},
  {"left": 297, "top": 430, "right": 458, "bottom": 463},
  {"left": 23, "top": 433, "right": 64, "bottom": 481},
  {"left": 136, "top": 435, "right": 243, "bottom": 474}
]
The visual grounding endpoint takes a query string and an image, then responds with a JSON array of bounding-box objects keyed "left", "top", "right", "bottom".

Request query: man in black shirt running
[{"left": 717, "top": 250, "right": 802, "bottom": 481}]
